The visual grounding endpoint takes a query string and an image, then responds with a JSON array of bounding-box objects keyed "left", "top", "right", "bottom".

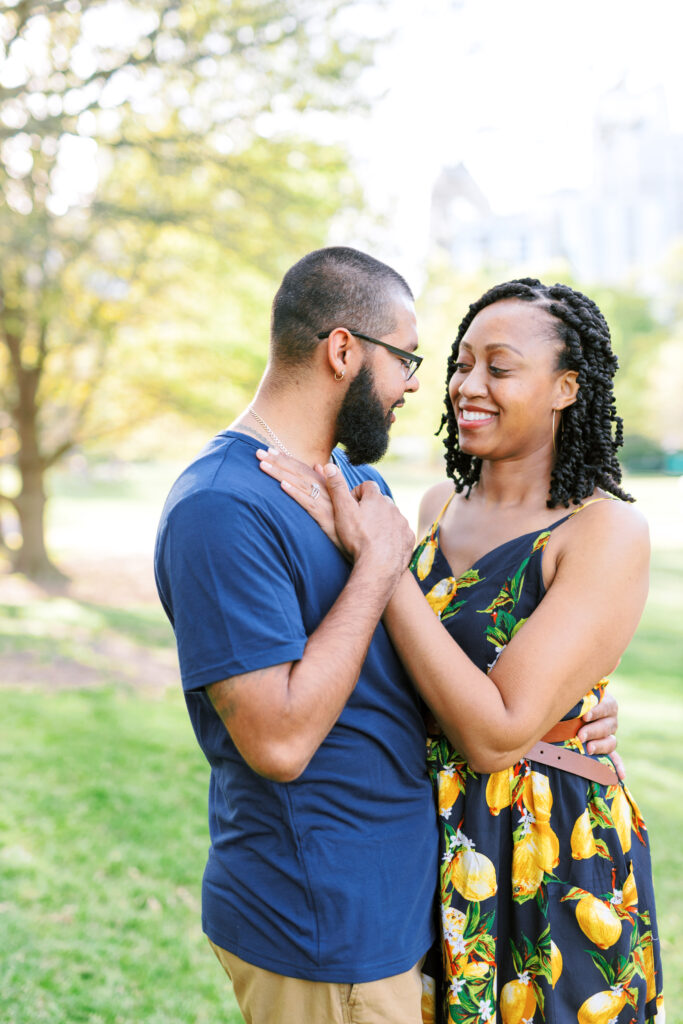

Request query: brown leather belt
[
  {"left": 526, "top": 741, "right": 619, "bottom": 786},
  {"left": 540, "top": 716, "right": 582, "bottom": 743},
  {"left": 525, "top": 715, "right": 619, "bottom": 786}
]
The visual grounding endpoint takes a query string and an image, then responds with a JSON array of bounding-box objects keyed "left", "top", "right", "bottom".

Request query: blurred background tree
[{"left": 0, "top": 0, "right": 368, "bottom": 577}]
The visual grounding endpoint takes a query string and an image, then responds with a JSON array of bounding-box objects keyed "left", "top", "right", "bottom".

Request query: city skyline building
[{"left": 429, "top": 84, "right": 683, "bottom": 292}]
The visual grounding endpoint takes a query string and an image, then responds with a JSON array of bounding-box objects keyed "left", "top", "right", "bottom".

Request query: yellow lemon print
[
  {"left": 462, "top": 960, "right": 490, "bottom": 979},
  {"left": 448, "top": 846, "right": 497, "bottom": 902},
  {"left": 425, "top": 577, "right": 458, "bottom": 618},
  {"left": 438, "top": 770, "right": 463, "bottom": 817},
  {"left": 420, "top": 972, "right": 436, "bottom": 1024},
  {"left": 577, "top": 987, "right": 627, "bottom": 1024},
  {"left": 621, "top": 865, "right": 638, "bottom": 910},
  {"left": 525, "top": 820, "right": 560, "bottom": 873},
  {"left": 642, "top": 939, "right": 657, "bottom": 1002},
  {"left": 610, "top": 787, "right": 632, "bottom": 853},
  {"left": 571, "top": 809, "right": 598, "bottom": 860},
  {"left": 416, "top": 537, "right": 437, "bottom": 580},
  {"left": 575, "top": 894, "right": 622, "bottom": 949},
  {"left": 512, "top": 835, "right": 544, "bottom": 899},
  {"left": 579, "top": 691, "right": 599, "bottom": 717},
  {"left": 486, "top": 769, "right": 513, "bottom": 816},
  {"left": 550, "top": 940, "right": 563, "bottom": 988},
  {"left": 500, "top": 976, "right": 537, "bottom": 1024},
  {"left": 522, "top": 770, "right": 553, "bottom": 823}
]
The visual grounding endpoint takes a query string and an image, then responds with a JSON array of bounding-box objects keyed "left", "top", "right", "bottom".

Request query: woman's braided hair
[{"left": 438, "top": 278, "right": 633, "bottom": 507}]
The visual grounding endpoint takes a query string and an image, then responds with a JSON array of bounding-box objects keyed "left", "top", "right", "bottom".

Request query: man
[{"left": 154, "top": 247, "right": 617, "bottom": 1024}]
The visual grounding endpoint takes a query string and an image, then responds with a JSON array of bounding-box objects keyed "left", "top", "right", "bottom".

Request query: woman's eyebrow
[{"left": 460, "top": 341, "right": 525, "bottom": 356}]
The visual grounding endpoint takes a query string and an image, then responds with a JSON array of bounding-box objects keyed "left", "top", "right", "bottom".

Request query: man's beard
[{"left": 335, "top": 363, "right": 393, "bottom": 465}]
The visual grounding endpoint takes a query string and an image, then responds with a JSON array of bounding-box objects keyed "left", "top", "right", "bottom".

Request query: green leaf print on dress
[
  {"left": 500, "top": 928, "right": 558, "bottom": 1022},
  {"left": 441, "top": 903, "right": 497, "bottom": 1023},
  {"left": 578, "top": 923, "right": 653, "bottom": 1024},
  {"left": 478, "top": 532, "right": 550, "bottom": 667}
]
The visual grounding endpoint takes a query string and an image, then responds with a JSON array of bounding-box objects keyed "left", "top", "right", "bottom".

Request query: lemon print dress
[{"left": 412, "top": 499, "right": 664, "bottom": 1024}]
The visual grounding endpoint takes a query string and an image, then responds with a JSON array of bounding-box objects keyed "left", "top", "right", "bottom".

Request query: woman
[{"left": 260, "top": 279, "right": 664, "bottom": 1023}]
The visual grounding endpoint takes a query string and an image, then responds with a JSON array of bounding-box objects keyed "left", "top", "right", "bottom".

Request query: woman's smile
[{"left": 457, "top": 405, "right": 498, "bottom": 428}]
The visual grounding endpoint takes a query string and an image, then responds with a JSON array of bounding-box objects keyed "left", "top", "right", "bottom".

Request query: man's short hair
[{"left": 270, "top": 247, "right": 413, "bottom": 365}]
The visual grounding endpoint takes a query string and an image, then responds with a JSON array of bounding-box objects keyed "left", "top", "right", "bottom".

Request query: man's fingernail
[
  {"left": 256, "top": 449, "right": 267, "bottom": 457},
  {"left": 583, "top": 711, "right": 592, "bottom": 721},
  {"left": 268, "top": 447, "right": 278, "bottom": 456},
  {"left": 323, "top": 463, "right": 337, "bottom": 478}
]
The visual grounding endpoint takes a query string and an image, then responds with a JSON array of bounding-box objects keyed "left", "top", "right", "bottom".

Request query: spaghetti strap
[
  {"left": 542, "top": 496, "right": 613, "bottom": 538},
  {"left": 434, "top": 491, "right": 456, "bottom": 527},
  {"left": 566, "top": 496, "right": 613, "bottom": 519},
  {"left": 413, "top": 491, "right": 456, "bottom": 577},
  {"left": 417, "top": 490, "right": 456, "bottom": 548}
]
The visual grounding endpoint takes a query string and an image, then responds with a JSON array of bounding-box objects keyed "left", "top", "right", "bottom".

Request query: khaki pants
[{"left": 209, "top": 939, "right": 425, "bottom": 1024}]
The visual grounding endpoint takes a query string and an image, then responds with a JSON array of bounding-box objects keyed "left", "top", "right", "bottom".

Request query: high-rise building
[{"left": 430, "top": 84, "right": 683, "bottom": 289}]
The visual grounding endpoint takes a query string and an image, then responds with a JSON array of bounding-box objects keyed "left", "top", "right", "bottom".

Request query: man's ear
[{"left": 326, "top": 328, "right": 355, "bottom": 380}]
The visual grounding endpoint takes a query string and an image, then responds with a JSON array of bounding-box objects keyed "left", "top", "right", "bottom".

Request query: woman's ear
[{"left": 554, "top": 369, "right": 579, "bottom": 410}]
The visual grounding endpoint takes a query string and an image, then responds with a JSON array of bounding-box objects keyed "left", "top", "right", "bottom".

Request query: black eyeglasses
[{"left": 316, "top": 330, "right": 423, "bottom": 381}]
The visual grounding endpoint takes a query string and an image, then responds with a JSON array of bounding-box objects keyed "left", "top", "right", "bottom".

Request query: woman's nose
[{"left": 458, "top": 366, "right": 487, "bottom": 397}]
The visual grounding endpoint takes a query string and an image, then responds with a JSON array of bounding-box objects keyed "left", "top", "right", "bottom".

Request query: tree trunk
[
  {"left": 12, "top": 464, "right": 61, "bottom": 579},
  {"left": 11, "top": 364, "right": 64, "bottom": 580}
]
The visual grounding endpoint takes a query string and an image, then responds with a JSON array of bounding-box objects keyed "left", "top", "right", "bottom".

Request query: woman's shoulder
[
  {"left": 417, "top": 480, "right": 455, "bottom": 537},
  {"left": 553, "top": 491, "right": 650, "bottom": 558},
  {"left": 576, "top": 491, "right": 648, "bottom": 533},
  {"left": 541, "top": 492, "right": 649, "bottom": 593}
]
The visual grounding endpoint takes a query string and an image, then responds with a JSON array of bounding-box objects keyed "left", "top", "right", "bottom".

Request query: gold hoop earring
[{"left": 334, "top": 370, "right": 345, "bottom": 381}]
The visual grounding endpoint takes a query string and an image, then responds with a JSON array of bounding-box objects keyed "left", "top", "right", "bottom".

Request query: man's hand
[
  {"left": 323, "top": 464, "right": 415, "bottom": 580},
  {"left": 578, "top": 691, "right": 625, "bottom": 780}
]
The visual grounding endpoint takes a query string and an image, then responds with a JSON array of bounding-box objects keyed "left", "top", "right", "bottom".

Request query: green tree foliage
[
  {"left": 0, "top": 0, "right": 370, "bottom": 576},
  {"left": 588, "top": 285, "right": 668, "bottom": 442}
]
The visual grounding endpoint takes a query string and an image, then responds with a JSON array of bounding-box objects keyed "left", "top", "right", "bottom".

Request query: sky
[
  {"left": 337, "top": 0, "right": 683, "bottom": 281},
  {"left": 6, "top": 0, "right": 681, "bottom": 284}
]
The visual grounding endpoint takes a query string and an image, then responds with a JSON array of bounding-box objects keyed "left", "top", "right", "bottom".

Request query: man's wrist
[{"left": 352, "top": 550, "right": 406, "bottom": 593}]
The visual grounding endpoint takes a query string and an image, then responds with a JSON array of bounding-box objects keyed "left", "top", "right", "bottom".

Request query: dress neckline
[{"left": 431, "top": 497, "right": 608, "bottom": 582}]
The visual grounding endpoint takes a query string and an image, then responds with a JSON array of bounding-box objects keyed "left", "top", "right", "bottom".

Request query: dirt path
[
  {"left": 1, "top": 553, "right": 160, "bottom": 607},
  {"left": 1, "top": 555, "right": 180, "bottom": 693}
]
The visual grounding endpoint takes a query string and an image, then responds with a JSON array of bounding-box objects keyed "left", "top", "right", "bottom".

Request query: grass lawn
[
  {"left": 0, "top": 465, "right": 681, "bottom": 1021},
  {"left": 0, "top": 687, "right": 243, "bottom": 1024}
]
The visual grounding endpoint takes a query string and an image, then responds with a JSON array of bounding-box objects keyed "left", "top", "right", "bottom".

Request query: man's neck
[{"left": 230, "top": 381, "right": 337, "bottom": 468}]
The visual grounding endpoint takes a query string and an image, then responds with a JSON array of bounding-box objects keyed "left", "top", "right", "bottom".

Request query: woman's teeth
[{"left": 461, "top": 410, "right": 493, "bottom": 421}]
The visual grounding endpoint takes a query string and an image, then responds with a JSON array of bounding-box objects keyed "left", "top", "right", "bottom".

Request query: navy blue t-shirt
[{"left": 154, "top": 431, "right": 438, "bottom": 982}]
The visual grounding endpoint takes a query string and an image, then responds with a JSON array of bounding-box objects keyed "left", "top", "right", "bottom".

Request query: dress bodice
[{"left": 410, "top": 497, "right": 607, "bottom": 724}]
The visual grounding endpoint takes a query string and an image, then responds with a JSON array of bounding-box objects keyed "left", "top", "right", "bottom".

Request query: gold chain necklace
[{"left": 248, "top": 407, "right": 294, "bottom": 458}]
